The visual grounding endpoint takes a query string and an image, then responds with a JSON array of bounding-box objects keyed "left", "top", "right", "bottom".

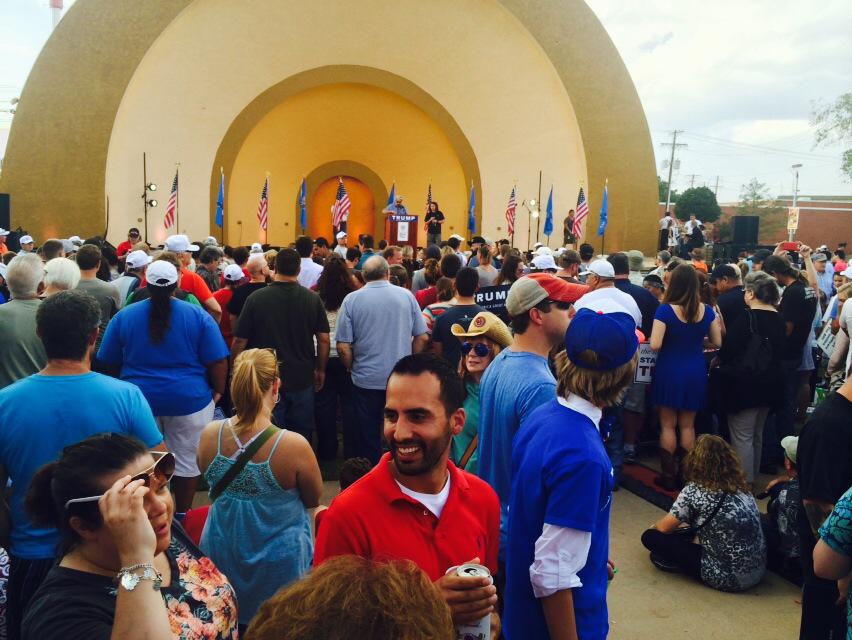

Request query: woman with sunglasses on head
[
  {"left": 22, "top": 433, "right": 238, "bottom": 640},
  {"left": 448, "top": 312, "right": 513, "bottom": 474},
  {"left": 196, "top": 348, "right": 323, "bottom": 629}
]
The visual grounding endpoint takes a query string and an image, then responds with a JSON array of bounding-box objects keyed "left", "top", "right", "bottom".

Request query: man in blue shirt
[
  {"left": 505, "top": 308, "right": 638, "bottom": 640},
  {"left": 0, "top": 291, "right": 163, "bottom": 639},
  {"left": 355, "top": 234, "right": 377, "bottom": 270},
  {"left": 477, "top": 273, "right": 587, "bottom": 571},
  {"left": 336, "top": 255, "right": 428, "bottom": 462}
]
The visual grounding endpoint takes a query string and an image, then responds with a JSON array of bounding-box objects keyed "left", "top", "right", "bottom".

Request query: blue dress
[
  {"left": 200, "top": 423, "right": 313, "bottom": 625},
  {"left": 651, "top": 303, "right": 715, "bottom": 411}
]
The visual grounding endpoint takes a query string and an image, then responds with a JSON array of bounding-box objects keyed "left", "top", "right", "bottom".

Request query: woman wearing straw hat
[{"left": 449, "top": 311, "right": 513, "bottom": 473}]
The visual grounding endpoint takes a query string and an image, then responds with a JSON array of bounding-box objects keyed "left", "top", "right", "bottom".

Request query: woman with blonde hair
[
  {"left": 197, "top": 348, "right": 323, "bottom": 629},
  {"left": 641, "top": 435, "right": 766, "bottom": 592},
  {"left": 448, "top": 312, "right": 512, "bottom": 473},
  {"left": 650, "top": 264, "right": 722, "bottom": 489}
]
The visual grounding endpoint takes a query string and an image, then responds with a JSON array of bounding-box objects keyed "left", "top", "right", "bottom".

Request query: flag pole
[
  {"left": 264, "top": 171, "right": 270, "bottom": 245},
  {"left": 175, "top": 163, "right": 181, "bottom": 234},
  {"left": 536, "top": 170, "right": 542, "bottom": 244},
  {"left": 219, "top": 166, "right": 225, "bottom": 245}
]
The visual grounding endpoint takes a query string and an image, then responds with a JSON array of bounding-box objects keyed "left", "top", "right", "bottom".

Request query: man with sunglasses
[
  {"left": 477, "top": 273, "right": 588, "bottom": 598},
  {"left": 0, "top": 291, "right": 164, "bottom": 640}
]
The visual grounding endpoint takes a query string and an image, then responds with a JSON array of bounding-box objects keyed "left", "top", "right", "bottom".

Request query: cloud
[{"left": 637, "top": 31, "right": 673, "bottom": 53}]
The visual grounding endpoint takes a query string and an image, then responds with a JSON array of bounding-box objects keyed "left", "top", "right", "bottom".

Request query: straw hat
[{"left": 450, "top": 311, "right": 513, "bottom": 347}]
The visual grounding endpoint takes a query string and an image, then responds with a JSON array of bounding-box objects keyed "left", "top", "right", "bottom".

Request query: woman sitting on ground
[
  {"left": 22, "top": 433, "right": 238, "bottom": 639},
  {"left": 246, "top": 556, "right": 454, "bottom": 640},
  {"left": 448, "top": 312, "right": 512, "bottom": 473},
  {"left": 641, "top": 434, "right": 766, "bottom": 592},
  {"left": 197, "top": 348, "right": 323, "bottom": 628}
]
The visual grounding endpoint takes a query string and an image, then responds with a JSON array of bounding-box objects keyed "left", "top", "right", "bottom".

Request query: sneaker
[
  {"left": 624, "top": 447, "right": 637, "bottom": 465},
  {"left": 650, "top": 553, "right": 681, "bottom": 573}
]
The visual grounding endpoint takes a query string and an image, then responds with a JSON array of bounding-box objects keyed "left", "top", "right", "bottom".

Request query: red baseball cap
[{"left": 506, "top": 273, "right": 589, "bottom": 316}]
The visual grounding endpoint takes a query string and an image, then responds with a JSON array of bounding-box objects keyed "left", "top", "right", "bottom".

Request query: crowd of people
[{"left": 0, "top": 221, "right": 850, "bottom": 639}]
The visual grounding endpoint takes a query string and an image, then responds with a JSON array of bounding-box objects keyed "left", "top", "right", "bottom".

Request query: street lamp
[{"left": 789, "top": 164, "right": 802, "bottom": 242}]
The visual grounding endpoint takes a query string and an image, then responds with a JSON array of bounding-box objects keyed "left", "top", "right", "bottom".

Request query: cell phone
[{"left": 780, "top": 241, "right": 798, "bottom": 251}]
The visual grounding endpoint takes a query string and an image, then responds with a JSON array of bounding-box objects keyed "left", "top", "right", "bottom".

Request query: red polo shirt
[
  {"left": 179, "top": 268, "right": 213, "bottom": 303},
  {"left": 314, "top": 453, "right": 500, "bottom": 580}
]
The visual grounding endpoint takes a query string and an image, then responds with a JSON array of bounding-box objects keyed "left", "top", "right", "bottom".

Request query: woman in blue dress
[
  {"left": 196, "top": 348, "right": 323, "bottom": 629},
  {"left": 650, "top": 264, "right": 722, "bottom": 490}
]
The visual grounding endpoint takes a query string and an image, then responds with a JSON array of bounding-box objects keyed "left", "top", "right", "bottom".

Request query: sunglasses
[
  {"left": 545, "top": 299, "right": 573, "bottom": 311},
  {"left": 64, "top": 452, "right": 176, "bottom": 510},
  {"left": 461, "top": 341, "right": 492, "bottom": 357}
]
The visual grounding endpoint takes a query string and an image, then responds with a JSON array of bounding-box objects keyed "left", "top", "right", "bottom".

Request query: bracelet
[{"left": 116, "top": 563, "right": 163, "bottom": 592}]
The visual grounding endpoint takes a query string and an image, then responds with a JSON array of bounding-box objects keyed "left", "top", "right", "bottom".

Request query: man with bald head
[
  {"left": 336, "top": 255, "right": 429, "bottom": 462},
  {"left": 227, "top": 253, "right": 270, "bottom": 327}
]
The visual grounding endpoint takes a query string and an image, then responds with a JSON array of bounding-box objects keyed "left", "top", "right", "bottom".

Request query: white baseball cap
[
  {"left": 125, "top": 250, "right": 152, "bottom": 269},
  {"left": 0, "top": 263, "right": 7, "bottom": 280},
  {"left": 843, "top": 266, "right": 852, "bottom": 279},
  {"left": 250, "top": 242, "right": 264, "bottom": 254},
  {"left": 534, "top": 242, "right": 544, "bottom": 249},
  {"left": 0, "top": 228, "right": 8, "bottom": 237},
  {"left": 146, "top": 260, "right": 179, "bottom": 286},
  {"left": 223, "top": 264, "right": 246, "bottom": 282},
  {"left": 204, "top": 236, "right": 219, "bottom": 247},
  {"left": 534, "top": 246, "right": 553, "bottom": 257},
  {"left": 336, "top": 231, "right": 347, "bottom": 240},
  {"left": 19, "top": 235, "right": 34, "bottom": 245},
  {"left": 580, "top": 258, "right": 615, "bottom": 279},
  {"left": 531, "top": 254, "right": 558, "bottom": 271},
  {"left": 450, "top": 234, "right": 465, "bottom": 241},
  {"left": 68, "top": 235, "right": 83, "bottom": 246},
  {"left": 164, "top": 234, "right": 200, "bottom": 253}
]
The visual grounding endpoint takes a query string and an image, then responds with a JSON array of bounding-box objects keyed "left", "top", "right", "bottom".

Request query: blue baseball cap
[{"left": 565, "top": 308, "right": 639, "bottom": 371}]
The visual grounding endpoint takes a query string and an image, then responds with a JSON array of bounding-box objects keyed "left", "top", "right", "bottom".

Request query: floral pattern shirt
[
  {"left": 819, "top": 486, "right": 852, "bottom": 640},
  {"left": 21, "top": 525, "right": 238, "bottom": 640}
]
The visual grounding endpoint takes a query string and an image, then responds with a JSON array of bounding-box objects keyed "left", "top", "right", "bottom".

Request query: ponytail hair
[
  {"left": 148, "top": 282, "right": 176, "bottom": 343},
  {"left": 230, "top": 349, "right": 279, "bottom": 435},
  {"left": 26, "top": 433, "right": 148, "bottom": 556}
]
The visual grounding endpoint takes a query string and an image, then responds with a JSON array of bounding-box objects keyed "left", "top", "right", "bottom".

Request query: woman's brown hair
[
  {"left": 230, "top": 348, "right": 278, "bottom": 435},
  {"left": 663, "top": 264, "right": 702, "bottom": 323},
  {"left": 555, "top": 350, "right": 638, "bottom": 408},
  {"left": 682, "top": 434, "right": 751, "bottom": 494},
  {"left": 458, "top": 336, "right": 502, "bottom": 397},
  {"left": 245, "top": 556, "right": 453, "bottom": 640}
]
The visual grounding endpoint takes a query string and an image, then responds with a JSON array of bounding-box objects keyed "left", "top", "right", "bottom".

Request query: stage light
[
  {"left": 532, "top": 210, "right": 540, "bottom": 218},
  {"left": 148, "top": 199, "right": 158, "bottom": 207},
  {"left": 530, "top": 199, "right": 536, "bottom": 206},
  {"left": 147, "top": 183, "right": 158, "bottom": 192}
]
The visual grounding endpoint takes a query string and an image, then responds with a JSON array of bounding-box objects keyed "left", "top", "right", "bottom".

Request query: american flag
[
  {"left": 505, "top": 186, "right": 517, "bottom": 236},
  {"left": 423, "top": 183, "right": 432, "bottom": 231},
  {"left": 331, "top": 177, "right": 350, "bottom": 229},
  {"left": 572, "top": 187, "right": 589, "bottom": 238},
  {"left": 257, "top": 177, "right": 269, "bottom": 230},
  {"left": 163, "top": 171, "right": 178, "bottom": 229}
]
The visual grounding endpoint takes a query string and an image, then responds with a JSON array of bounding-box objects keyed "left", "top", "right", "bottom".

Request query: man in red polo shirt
[
  {"left": 314, "top": 353, "right": 500, "bottom": 626},
  {"left": 164, "top": 234, "right": 222, "bottom": 322}
]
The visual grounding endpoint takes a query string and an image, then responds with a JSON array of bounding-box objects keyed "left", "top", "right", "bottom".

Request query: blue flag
[
  {"left": 467, "top": 183, "right": 476, "bottom": 233},
  {"left": 215, "top": 170, "right": 224, "bottom": 228},
  {"left": 544, "top": 186, "right": 554, "bottom": 236},
  {"left": 597, "top": 181, "right": 608, "bottom": 237},
  {"left": 299, "top": 177, "right": 307, "bottom": 230},
  {"left": 387, "top": 182, "right": 396, "bottom": 207}
]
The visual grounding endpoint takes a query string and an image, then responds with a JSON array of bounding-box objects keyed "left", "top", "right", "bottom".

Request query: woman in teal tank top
[{"left": 196, "top": 349, "right": 323, "bottom": 627}]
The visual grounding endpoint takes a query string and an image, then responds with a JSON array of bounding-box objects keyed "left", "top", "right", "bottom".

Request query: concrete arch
[{"left": 0, "top": 0, "right": 658, "bottom": 252}]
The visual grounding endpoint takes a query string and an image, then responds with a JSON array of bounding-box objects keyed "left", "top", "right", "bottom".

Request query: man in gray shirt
[
  {"left": 0, "top": 254, "right": 47, "bottom": 389},
  {"left": 336, "top": 255, "right": 428, "bottom": 462},
  {"left": 74, "top": 244, "right": 121, "bottom": 358}
]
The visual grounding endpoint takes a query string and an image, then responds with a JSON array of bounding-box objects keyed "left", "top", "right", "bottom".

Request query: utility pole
[
  {"left": 686, "top": 174, "right": 699, "bottom": 188},
  {"left": 714, "top": 176, "right": 719, "bottom": 196},
  {"left": 660, "top": 130, "right": 686, "bottom": 213},
  {"left": 790, "top": 164, "right": 802, "bottom": 242}
]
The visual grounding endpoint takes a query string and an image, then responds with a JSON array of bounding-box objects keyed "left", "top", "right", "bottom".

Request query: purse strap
[
  {"left": 695, "top": 492, "right": 728, "bottom": 533},
  {"left": 209, "top": 425, "right": 277, "bottom": 502},
  {"left": 458, "top": 435, "right": 478, "bottom": 471}
]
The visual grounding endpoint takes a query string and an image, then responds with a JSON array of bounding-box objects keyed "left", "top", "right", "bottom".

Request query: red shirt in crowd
[
  {"left": 416, "top": 286, "right": 438, "bottom": 310},
  {"left": 314, "top": 453, "right": 500, "bottom": 581},
  {"left": 179, "top": 268, "right": 214, "bottom": 304},
  {"left": 213, "top": 288, "right": 235, "bottom": 347},
  {"left": 116, "top": 240, "right": 134, "bottom": 258}
]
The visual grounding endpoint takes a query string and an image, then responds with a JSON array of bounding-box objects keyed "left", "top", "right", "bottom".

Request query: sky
[{"left": 1, "top": 0, "right": 850, "bottom": 202}]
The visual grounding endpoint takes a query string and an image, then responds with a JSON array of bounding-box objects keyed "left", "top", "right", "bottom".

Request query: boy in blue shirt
[{"left": 505, "top": 308, "right": 639, "bottom": 639}]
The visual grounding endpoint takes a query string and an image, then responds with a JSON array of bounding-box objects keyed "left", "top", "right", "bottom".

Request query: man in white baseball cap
[
  {"left": 0, "top": 228, "right": 9, "bottom": 257},
  {"left": 531, "top": 254, "right": 558, "bottom": 272},
  {"left": 163, "top": 234, "right": 221, "bottom": 322},
  {"left": 113, "top": 250, "right": 152, "bottom": 308},
  {"left": 574, "top": 259, "right": 642, "bottom": 327},
  {"left": 334, "top": 230, "right": 348, "bottom": 258},
  {"left": 250, "top": 242, "right": 264, "bottom": 254},
  {"left": 18, "top": 235, "right": 35, "bottom": 253},
  {"left": 212, "top": 264, "right": 248, "bottom": 348},
  {"left": 204, "top": 236, "right": 219, "bottom": 247}
]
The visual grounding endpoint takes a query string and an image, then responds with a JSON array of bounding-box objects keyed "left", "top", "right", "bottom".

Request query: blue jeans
[
  {"left": 314, "top": 358, "right": 352, "bottom": 460},
  {"left": 603, "top": 405, "right": 623, "bottom": 485},
  {"left": 427, "top": 232, "right": 441, "bottom": 246},
  {"left": 348, "top": 385, "right": 386, "bottom": 464},
  {"left": 272, "top": 385, "right": 315, "bottom": 443}
]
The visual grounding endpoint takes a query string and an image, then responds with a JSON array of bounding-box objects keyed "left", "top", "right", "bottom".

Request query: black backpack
[{"left": 720, "top": 309, "right": 773, "bottom": 378}]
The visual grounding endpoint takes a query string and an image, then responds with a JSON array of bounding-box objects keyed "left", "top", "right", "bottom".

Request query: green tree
[
  {"left": 674, "top": 186, "right": 721, "bottom": 222},
  {"left": 736, "top": 178, "right": 783, "bottom": 216},
  {"left": 658, "top": 176, "right": 678, "bottom": 205},
  {"left": 812, "top": 92, "right": 852, "bottom": 181}
]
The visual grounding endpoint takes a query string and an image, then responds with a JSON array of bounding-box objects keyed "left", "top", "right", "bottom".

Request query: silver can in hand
[{"left": 446, "top": 563, "right": 492, "bottom": 640}]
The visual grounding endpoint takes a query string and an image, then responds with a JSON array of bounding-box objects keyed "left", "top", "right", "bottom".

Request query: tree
[
  {"left": 736, "top": 178, "right": 783, "bottom": 217},
  {"left": 812, "top": 92, "right": 852, "bottom": 181},
  {"left": 658, "top": 176, "right": 678, "bottom": 206},
  {"left": 674, "top": 186, "right": 721, "bottom": 222}
]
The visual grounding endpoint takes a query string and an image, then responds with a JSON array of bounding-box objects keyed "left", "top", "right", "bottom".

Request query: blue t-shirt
[
  {"left": 505, "top": 399, "right": 614, "bottom": 640},
  {"left": 0, "top": 373, "right": 162, "bottom": 559},
  {"left": 477, "top": 349, "right": 556, "bottom": 557},
  {"left": 98, "top": 298, "right": 229, "bottom": 416}
]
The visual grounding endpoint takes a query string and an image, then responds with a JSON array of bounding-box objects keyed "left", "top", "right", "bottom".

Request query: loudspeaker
[
  {"left": 0, "top": 194, "right": 9, "bottom": 230},
  {"left": 731, "top": 216, "right": 759, "bottom": 245}
]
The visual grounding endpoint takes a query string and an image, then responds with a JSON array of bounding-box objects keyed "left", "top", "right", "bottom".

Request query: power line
[{"left": 680, "top": 131, "right": 837, "bottom": 159}]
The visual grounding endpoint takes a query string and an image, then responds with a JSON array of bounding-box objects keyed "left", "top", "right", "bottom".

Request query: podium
[{"left": 384, "top": 213, "right": 419, "bottom": 248}]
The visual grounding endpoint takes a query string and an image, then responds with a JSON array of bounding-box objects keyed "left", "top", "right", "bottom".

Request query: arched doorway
[{"left": 308, "top": 176, "right": 375, "bottom": 244}]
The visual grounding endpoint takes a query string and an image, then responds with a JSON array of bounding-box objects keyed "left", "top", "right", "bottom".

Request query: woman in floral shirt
[
  {"left": 22, "top": 433, "right": 238, "bottom": 640},
  {"left": 814, "top": 486, "right": 852, "bottom": 639}
]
